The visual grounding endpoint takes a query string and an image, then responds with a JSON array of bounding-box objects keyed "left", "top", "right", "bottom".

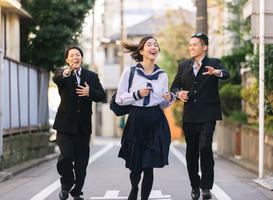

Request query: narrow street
[{"left": 0, "top": 137, "right": 272, "bottom": 200}]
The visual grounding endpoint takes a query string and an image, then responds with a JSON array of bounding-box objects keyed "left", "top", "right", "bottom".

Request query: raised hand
[
  {"left": 203, "top": 66, "right": 221, "bottom": 76},
  {"left": 76, "top": 82, "right": 89, "bottom": 97}
]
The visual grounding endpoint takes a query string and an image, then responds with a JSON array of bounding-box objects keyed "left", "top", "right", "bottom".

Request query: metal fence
[{"left": 1, "top": 56, "right": 50, "bottom": 136}]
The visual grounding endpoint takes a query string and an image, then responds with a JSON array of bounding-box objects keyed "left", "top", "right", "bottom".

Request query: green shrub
[
  {"left": 219, "top": 83, "right": 242, "bottom": 116},
  {"left": 172, "top": 101, "right": 183, "bottom": 127},
  {"left": 227, "top": 110, "right": 247, "bottom": 123}
]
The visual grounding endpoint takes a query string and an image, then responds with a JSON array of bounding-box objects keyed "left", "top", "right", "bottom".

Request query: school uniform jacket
[
  {"left": 170, "top": 56, "right": 230, "bottom": 123},
  {"left": 52, "top": 67, "right": 105, "bottom": 135}
]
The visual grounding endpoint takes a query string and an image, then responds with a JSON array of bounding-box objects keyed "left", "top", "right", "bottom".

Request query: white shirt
[
  {"left": 192, "top": 57, "right": 204, "bottom": 76},
  {"left": 115, "top": 66, "right": 175, "bottom": 109},
  {"left": 192, "top": 56, "right": 223, "bottom": 77}
]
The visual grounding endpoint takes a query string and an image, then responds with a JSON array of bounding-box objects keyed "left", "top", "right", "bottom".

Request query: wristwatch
[{"left": 176, "top": 91, "right": 181, "bottom": 98}]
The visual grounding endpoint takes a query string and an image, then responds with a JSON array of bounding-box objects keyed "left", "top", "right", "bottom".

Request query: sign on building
[{"left": 251, "top": 0, "right": 273, "bottom": 44}]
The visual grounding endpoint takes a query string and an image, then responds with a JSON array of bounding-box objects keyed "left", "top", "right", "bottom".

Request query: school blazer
[
  {"left": 52, "top": 67, "right": 105, "bottom": 135},
  {"left": 170, "top": 56, "right": 230, "bottom": 123}
]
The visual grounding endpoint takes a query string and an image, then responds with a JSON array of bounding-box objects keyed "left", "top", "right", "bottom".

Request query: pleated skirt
[{"left": 118, "top": 105, "right": 171, "bottom": 172}]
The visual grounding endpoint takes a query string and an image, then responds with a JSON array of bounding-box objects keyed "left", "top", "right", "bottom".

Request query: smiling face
[
  {"left": 66, "top": 48, "right": 83, "bottom": 70},
  {"left": 189, "top": 37, "right": 207, "bottom": 60},
  {"left": 139, "top": 38, "right": 160, "bottom": 61}
]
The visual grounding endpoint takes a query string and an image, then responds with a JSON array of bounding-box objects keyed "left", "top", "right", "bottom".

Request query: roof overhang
[{"left": 0, "top": 0, "right": 32, "bottom": 18}]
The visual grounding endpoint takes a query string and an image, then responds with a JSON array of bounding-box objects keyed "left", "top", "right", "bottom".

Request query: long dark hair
[{"left": 122, "top": 36, "right": 160, "bottom": 62}]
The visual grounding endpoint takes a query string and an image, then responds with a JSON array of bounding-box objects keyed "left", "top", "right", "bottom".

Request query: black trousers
[
  {"left": 183, "top": 121, "right": 216, "bottom": 190},
  {"left": 56, "top": 123, "right": 90, "bottom": 197}
]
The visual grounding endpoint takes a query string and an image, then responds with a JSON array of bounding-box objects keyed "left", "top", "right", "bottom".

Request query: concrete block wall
[
  {"left": 216, "top": 119, "right": 273, "bottom": 173},
  {"left": 0, "top": 132, "right": 54, "bottom": 170},
  {"left": 216, "top": 120, "right": 241, "bottom": 156},
  {"left": 241, "top": 125, "right": 273, "bottom": 172}
]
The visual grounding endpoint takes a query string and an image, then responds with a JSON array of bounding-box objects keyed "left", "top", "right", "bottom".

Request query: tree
[
  {"left": 157, "top": 8, "right": 194, "bottom": 87},
  {"left": 20, "top": 0, "right": 95, "bottom": 72},
  {"left": 217, "top": 0, "right": 252, "bottom": 119},
  {"left": 243, "top": 44, "right": 273, "bottom": 131},
  {"left": 196, "top": 0, "right": 207, "bottom": 34},
  {"left": 156, "top": 8, "right": 195, "bottom": 128}
]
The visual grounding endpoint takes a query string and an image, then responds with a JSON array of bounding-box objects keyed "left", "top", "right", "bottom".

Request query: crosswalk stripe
[
  {"left": 30, "top": 142, "right": 114, "bottom": 200},
  {"left": 170, "top": 144, "right": 232, "bottom": 200}
]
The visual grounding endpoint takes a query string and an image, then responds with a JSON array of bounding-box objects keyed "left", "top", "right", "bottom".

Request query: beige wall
[
  {"left": 8, "top": 12, "right": 20, "bottom": 60},
  {"left": 0, "top": 7, "right": 21, "bottom": 61},
  {"left": 207, "top": 0, "right": 238, "bottom": 58},
  {"left": 5, "top": 12, "right": 20, "bottom": 60}
]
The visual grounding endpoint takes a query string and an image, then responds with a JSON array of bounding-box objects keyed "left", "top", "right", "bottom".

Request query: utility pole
[
  {"left": 195, "top": 0, "right": 208, "bottom": 34},
  {"left": 120, "top": 0, "right": 126, "bottom": 74},
  {"left": 195, "top": 0, "right": 208, "bottom": 55}
]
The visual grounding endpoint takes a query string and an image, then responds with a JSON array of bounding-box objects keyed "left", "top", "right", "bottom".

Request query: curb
[{"left": 0, "top": 152, "right": 59, "bottom": 183}]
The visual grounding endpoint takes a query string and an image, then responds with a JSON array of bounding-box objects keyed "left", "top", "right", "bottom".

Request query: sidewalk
[
  {"left": 0, "top": 152, "right": 59, "bottom": 183},
  {"left": 0, "top": 136, "right": 120, "bottom": 184},
  {"left": 215, "top": 150, "right": 273, "bottom": 191}
]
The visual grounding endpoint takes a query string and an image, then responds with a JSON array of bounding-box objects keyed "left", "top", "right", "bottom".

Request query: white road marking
[
  {"left": 170, "top": 145, "right": 187, "bottom": 166},
  {"left": 90, "top": 190, "right": 171, "bottom": 199},
  {"left": 211, "top": 184, "right": 232, "bottom": 200},
  {"left": 149, "top": 190, "right": 171, "bottom": 198},
  {"left": 30, "top": 142, "right": 114, "bottom": 200},
  {"left": 170, "top": 144, "right": 232, "bottom": 200},
  {"left": 90, "top": 190, "right": 126, "bottom": 199}
]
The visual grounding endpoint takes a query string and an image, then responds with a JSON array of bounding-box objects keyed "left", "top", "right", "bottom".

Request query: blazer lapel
[{"left": 188, "top": 58, "right": 196, "bottom": 81}]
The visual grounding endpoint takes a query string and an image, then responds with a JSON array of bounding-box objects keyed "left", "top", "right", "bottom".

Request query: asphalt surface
[{"left": 0, "top": 137, "right": 273, "bottom": 200}]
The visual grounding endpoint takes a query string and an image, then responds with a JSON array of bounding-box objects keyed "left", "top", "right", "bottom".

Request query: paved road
[{"left": 0, "top": 137, "right": 272, "bottom": 200}]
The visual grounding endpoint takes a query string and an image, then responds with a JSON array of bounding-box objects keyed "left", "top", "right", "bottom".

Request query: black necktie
[{"left": 76, "top": 71, "right": 80, "bottom": 85}]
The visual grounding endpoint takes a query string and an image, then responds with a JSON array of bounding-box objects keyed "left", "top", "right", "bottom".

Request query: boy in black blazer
[
  {"left": 53, "top": 45, "right": 105, "bottom": 200},
  {"left": 170, "top": 33, "right": 230, "bottom": 200}
]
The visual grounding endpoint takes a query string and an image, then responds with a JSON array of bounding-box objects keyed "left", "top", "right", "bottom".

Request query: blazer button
[
  {"left": 78, "top": 101, "right": 80, "bottom": 103},
  {"left": 78, "top": 110, "right": 80, "bottom": 112},
  {"left": 194, "top": 91, "right": 196, "bottom": 93},
  {"left": 194, "top": 81, "right": 196, "bottom": 84},
  {"left": 194, "top": 100, "right": 196, "bottom": 102},
  {"left": 75, "top": 82, "right": 77, "bottom": 84}
]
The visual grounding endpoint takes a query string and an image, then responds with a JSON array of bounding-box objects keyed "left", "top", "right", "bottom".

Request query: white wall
[{"left": 101, "top": 103, "right": 115, "bottom": 137}]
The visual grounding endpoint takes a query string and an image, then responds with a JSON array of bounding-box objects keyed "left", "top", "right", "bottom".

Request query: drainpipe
[{"left": 0, "top": 48, "right": 3, "bottom": 157}]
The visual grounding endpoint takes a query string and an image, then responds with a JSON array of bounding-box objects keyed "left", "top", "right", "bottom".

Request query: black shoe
[
  {"left": 73, "top": 195, "right": 84, "bottom": 200},
  {"left": 191, "top": 188, "right": 200, "bottom": 200},
  {"left": 202, "top": 189, "right": 212, "bottom": 199},
  {"left": 59, "top": 190, "right": 69, "bottom": 200}
]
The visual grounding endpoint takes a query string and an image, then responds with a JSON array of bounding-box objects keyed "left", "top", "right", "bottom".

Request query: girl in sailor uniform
[{"left": 115, "top": 36, "right": 176, "bottom": 200}]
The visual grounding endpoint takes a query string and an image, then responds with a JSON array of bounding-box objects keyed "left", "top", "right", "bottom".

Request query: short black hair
[
  {"left": 65, "top": 45, "right": 83, "bottom": 58},
  {"left": 191, "top": 33, "right": 209, "bottom": 46}
]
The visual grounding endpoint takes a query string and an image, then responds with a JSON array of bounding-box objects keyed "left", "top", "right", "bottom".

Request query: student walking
[
  {"left": 115, "top": 36, "right": 176, "bottom": 200},
  {"left": 170, "top": 33, "right": 230, "bottom": 199}
]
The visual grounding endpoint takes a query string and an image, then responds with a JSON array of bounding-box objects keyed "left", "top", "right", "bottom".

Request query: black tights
[{"left": 128, "top": 168, "right": 154, "bottom": 200}]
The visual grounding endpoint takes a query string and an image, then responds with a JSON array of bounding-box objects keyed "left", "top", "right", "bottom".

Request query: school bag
[{"left": 109, "top": 66, "right": 136, "bottom": 116}]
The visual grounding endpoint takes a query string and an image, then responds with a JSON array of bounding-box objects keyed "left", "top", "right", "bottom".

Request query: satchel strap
[{"left": 128, "top": 66, "right": 136, "bottom": 92}]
